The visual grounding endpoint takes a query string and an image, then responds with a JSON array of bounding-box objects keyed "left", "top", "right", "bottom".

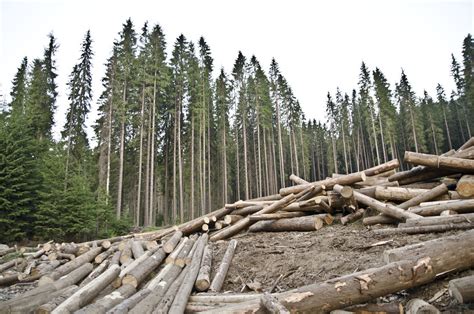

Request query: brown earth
[{"left": 210, "top": 221, "right": 474, "bottom": 313}]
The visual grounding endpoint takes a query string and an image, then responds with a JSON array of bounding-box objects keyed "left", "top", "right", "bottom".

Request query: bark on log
[
  {"left": 174, "top": 238, "right": 195, "bottom": 267},
  {"left": 449, "top": 274, "right": 474, "bottom": 303},
  {"left": 374, "top": 186, "right": 456, "bottom": 202},
  {"left": 152, "top": 266, "right": 189, "bottom": 314},
  {"left": 209, "top": 239, "right": 238, "bottom": 292},
  {"left": 260, "top": 292, "right": 290, "bottom": 314},
  {"left": 169, "top": 234, "right": 208, "bottom": 313},
  {"left": 383, "top": 229, "right": 474, "bottom": 274},
  {"left": 364, "top": 159, "right": 400, "bottom": 176},
  {"left": 36, "top": 285, "right": 79, "bottom": 314},
  {"left": 131, "top": 241, "right": 145, "bottom": 259},
  {"left": 165, "top": 237, "right": 187, "bottom": 264},
  {"left": 60, "top": 243, "right": 79, "bottom": 256},
  {"left": 459, "top": 136, "right": 474, "bottom": 151},
  {"left": 333, "top": 184, "right": 421, "bottom": 221},
  {"left": 456, "top": 175, "right": 474, "bottom": 198},
  {"left": 39, "top": 247, "right": 102, "bottom": 286},
  {"left": 114, "top": 250, "right": 152, "bottom": 288},
  {"left": 231, "top": 205, "right": 264, "bottom": 216},
  {"left": 110, "top": 250, "right": 121, "bottom": 265},
  {"left": 119, "top": 240, "right": 133, "bottom": 266},
  {"left": 76, "top": 284, "right": 136, "bottom": 314},
  {"left": 195, "top": 244, "right": 212, "bottom": 292},
  {"left": 248, "top": 215, "right": 331, "bottom": 232},
  {"left": 289, "top": 174, "right": 309, "bottom": 185},
  {"left": 400, "top": 213, "right": 474, "bottom": 228},
  {"left": 120, "top": 248, "right": 166, "bottom": 288},
  {"left": 398, "top": 184, "right": 448, "bottom": 210},
  {"left": 108, "top": 288, "right": 152, "bottom": 314},
  {"left": 279, "top": 172, "right": 366, "bottom": 196},
  {"left": 163, "top": 231, "right": 183, "bottom": 253},
  {"left": 95, "top": 245, "right": 118, "bottom": 264},
  {"left": 80, "top": 260, "right": 108, "bottom": 287},
  {"left": 200, "top": 257, "right": 459, "bottom": 313},
  {"left": 224, "top": 215, "right": 243, "bottom": 225},
  {"left": 210, "top": 194, "right": 296, "bottom": 241},
  {"left": 409, "top": 199, "right": 474, "bottom": 216},
  {"left": 248, "top": 211, "right": 307, "bottom": 222},
  {"left": 405, "top": 299, "right": 440, "bottom": 314},
  {"left": 404, "top": 151, "right": 474, "bottom": 173},
  {"left": 188, "top": 293, "right": 261, "bottom": 303},
  {"left": 52, "top": 264, "right": 120, "bottom": 313},
  {"left": 374, "top": 223, "right": 474, "bottom": 235},
  {"left": 0, "top": 263, "right": 93, "bottom": 313},
  {"left": 340, "top": 208, "right": 365, "bottom": 225}
]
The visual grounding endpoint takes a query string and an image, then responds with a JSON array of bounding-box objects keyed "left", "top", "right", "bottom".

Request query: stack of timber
[{"left": 0, "top": 137, "right": 473, "bottom": 313}]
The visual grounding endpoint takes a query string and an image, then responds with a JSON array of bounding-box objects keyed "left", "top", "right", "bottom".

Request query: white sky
[{"left": 0, "top": 0, "right": 472, "bottom": 142}]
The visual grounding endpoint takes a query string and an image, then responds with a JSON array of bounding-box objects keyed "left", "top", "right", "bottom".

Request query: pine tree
[
  {"left": 62, "top": 30, "right": 93, "bottom": 185},
  {"left": 9, "top": 57, "right": 29, "bottom": 119}
]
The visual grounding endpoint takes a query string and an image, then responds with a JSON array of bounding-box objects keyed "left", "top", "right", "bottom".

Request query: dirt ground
[{"left": 211, "top": 222, "right": 474, "bottom": 313}]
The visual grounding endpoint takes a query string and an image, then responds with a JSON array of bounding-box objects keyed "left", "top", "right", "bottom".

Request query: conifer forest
[{"left": 0, "top": 19, "right": 473, "bottom": 243}]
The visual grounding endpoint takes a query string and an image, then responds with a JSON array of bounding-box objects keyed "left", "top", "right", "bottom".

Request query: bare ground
[{"left": 210, "top": 222, "right": 474, "bottom": 313}]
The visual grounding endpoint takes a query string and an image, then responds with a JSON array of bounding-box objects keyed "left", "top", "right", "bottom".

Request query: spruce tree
[{"left": 9, "top": 57, "right": 29, "bottom": 119}]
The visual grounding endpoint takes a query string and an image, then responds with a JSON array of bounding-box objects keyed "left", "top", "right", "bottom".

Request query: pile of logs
[{"left": 0, "top": 136, "right": 473, "bottom": 313}]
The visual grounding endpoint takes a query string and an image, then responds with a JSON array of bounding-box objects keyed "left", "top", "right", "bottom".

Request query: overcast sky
[{"left": 0, "top": 0, "right": 472, "bottom": 142}]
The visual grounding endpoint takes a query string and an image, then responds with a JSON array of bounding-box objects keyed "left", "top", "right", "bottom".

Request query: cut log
[
  {"left": 131, "top": 241, "right": 145, "bottom": 259},
  {"left": 374, "top": 222, "right": 474, "bottom": 235},
  {"left": 61, "top": 243, "right": 79, "bottom": 256},
  {"left": 289, "top": 174, "right": 310, "bottom": 185},
  {"left": 202, "top": 224, "right": 209, "bottom": 232},
  {"left": 210, "top": 194, "right": 296, "bottom": 241},
  {"left": 38, "top": 247, "right": 102, "bottom": 286},
  {"left": 209, "top": 239, "right": 238, "bottom": 292},
  {"left": 95, "top": 245, "right": 118, "bottom": 264},
  {"left": 165, "top": 237, "right": 187, "bottom": 264},
  {"left": 449, "top": 274, "right": 474, "bottom": 303},
  {"left": 279, "top": 172, "right": 366, "bottom": 196},
  {"left": 214, "top": 221, "right": 224, "bottom": 230},
  {"left": 75, "top": 284, "right": 136, "bottom": 314},
  {"left": 0, "top": 263, "right": 93, "bottom": 313},
  {"left": 383, "top": 229, "right": 474, "bottom": 274},
  {"left": 144, "top": 240, "right": 159, "bottom": 251},
  {"left": 108, "top": 288, "right": 152, "bottom": 314},
  {"left": 398, "top": 184, "right": 449, "bottom": 210},
  {"left": 179, "top": 206, "right": 234, "bottom": 236},
  {"left": 231, "top": 205, "right": 265, "bottom": 216},
  {"left": 364, "top": 159, "right": 400, "bottom": 176},
  {"left": 374, "top": 186, "right": 456, "bottom": 202},
  {"left": 52, "top": 264, "right": 120, "bottom": 313},
  {"left": 36, "top": 285, "right": 79, "bottom": 314},
  {"left": 409, "top": 199, "right": 474, "bottom": 216},
  {"left": 188, "top": 293, "right": 261, "bottom": 303},
  {"left": 80, "top": 260, "right": 109, "bottom": 287},
  {"left": 163, "top": 231, "right": 183, "bottom": 253},
  {"left": 119, "top": 240, "right": 133, "bottom": 266},
  {"left": 152, "top": 266, "right": 189, "bottom": 314},
  {"left": 0, "top": 257, "right": 23, "bottom": 273},
  {"left": 405, "top": 298, "right": 440, "bottom": 314},
  {"left": 340, "top": 208, "right": 365, "bottom": 225},
  {"left": 120, "top": 248, "right": 166, "bottom": 288},
  {"left": 114, "top": 250, "right": 152, "bottom": 288},
  {"left": 200, "top": 256, "right": 463, "bottom": 313},
  {"left": 224, "top": 215, "right": 243, "bottom": 225},
  {"left": 404, "top": 151, "right": 474, "bottom": 173},
  {"left": 195, "top": 244, "right": 212, "bottom": 292},
  {"left": 333, "top": 184, "right": 421, "bottom": 221},
  {"left": 260, "top": 292, "right": 290, "bottom": 314},
  {"left": 248, "top": 211, "right": 307, "bottom": 222},
  {"left": 400, "top": 213, "right": 474, "bottom": 228},
  {"left": 459, "top": 136, "right": 474, "bottom": 150},
  {"left": 174, "top": 238, "right": 195, "bottom": 267},
  {"left": 248, "top": 215, "right": 331, "bottom": 232},
  {"left": 110, "top": 250, "right": 121, "bottom": 265},
  {"left": 169, "top": 234, "right": 208, "bottom": 313},
  {"left": 457, "top": 175, "right": 474, "bottom": 198}
]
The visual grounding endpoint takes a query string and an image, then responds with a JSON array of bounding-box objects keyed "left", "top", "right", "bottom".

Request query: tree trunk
[
  {"left": 248, "top": 215, "right": 330, "bottom": 232},
  {"left": 276, "top": 98, "right": 285, "bottom": 188},
  {"left": 163, "top": 231, "right": 183, "bottom": 253},
  {"left": 136, "top": 84, "right": 145, "bottom": 226},
  {"left": 398, "top": 184, "right": 449, "bottom": 209},
  {"left": 121, "top": 248, "right": 166, "bottom": 288},
  {"left": 191, "top": 112, "right": 195, "bottom": 220}
]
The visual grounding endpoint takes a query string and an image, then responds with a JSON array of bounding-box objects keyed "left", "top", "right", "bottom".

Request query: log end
[
  {"left": 121, "top": 274, "right": 138, "bottom": 288},
  {"left": 195, "top": 279, "right": 210, "bottom": 292}
]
